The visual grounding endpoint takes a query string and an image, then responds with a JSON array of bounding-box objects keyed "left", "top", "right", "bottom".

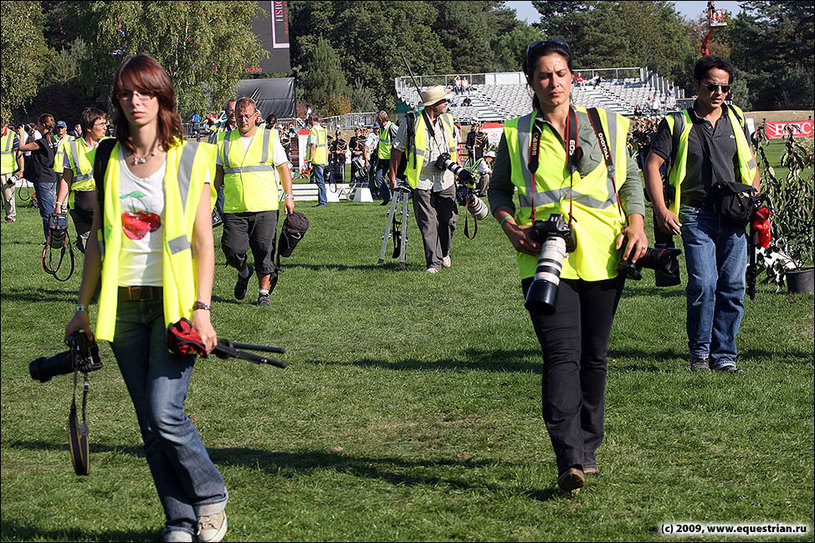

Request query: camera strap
[
  {"left": 42, "top": 226, "right": 75, "bottom": 282},
  {"left": 68, "top": 369, "right": 91, "bottom": 476},
  {"left": 528, "top": 107, "right": 579, "bottom": 223},
  {"left": 586, "top": 107, "right": 626, "bottom": 225}
]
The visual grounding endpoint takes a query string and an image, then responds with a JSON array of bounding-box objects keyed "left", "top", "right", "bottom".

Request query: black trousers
[
  {"left": 522, "top": 274, "right": 624, "bottom": 475},
  {"left": 221, "top": 210, "right": 278, "bottom": 276}
]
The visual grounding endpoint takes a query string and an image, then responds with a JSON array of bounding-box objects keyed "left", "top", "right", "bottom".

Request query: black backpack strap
[{"left": 93, "top": 139, "right": 118, "bottom": 239}]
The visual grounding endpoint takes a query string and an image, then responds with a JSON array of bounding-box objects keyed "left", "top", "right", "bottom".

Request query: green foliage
[
  {"left": 289, "top": 1, "right": 535, "bottom": 113},
  {"left": 1, "top": 187, "right": 813, "bottom": 541},
  {"left": 349, "top": 78, "right": 378, "bottom": 113},
  {"left": 299, "top": 36, "right": 351, "bottom": 116},
  {"left": 41, "top": 37, "right": 88, "bottom": 88},
  {"left": 531, "top": 1, "right": 696, "bottom": 84},
  {"left": 0, "top": 0, "right": 52, "bottom": 121},
  {"left": 761, "top": 134, "right": 815, "bottom": 273},
  {"left": 53, "top": 1, "right": 265, "bottom": 118},
  {"left": 726, "top": 1, "right": 815, "bottom": 110}
]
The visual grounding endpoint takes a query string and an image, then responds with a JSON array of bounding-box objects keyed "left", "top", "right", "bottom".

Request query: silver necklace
[{"left": 131, "top": 142, "right": 158, "bottom": 166}]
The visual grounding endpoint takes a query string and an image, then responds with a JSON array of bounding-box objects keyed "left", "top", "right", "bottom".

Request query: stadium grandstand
[{"left": 395, "top": 67, "right": 687, "bottom": 122}]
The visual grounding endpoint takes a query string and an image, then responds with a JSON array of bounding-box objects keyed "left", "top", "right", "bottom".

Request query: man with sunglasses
[{"left": 644, "top": 55, "right": 760, "bottom": 374}]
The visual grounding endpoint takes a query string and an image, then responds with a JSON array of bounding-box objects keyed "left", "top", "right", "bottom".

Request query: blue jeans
[
  {"left": 34, "top": 181, "right": 56, "bottom": 241},
  {"left": 110, "top": 298, "right": 227, "bottom": 537},
  {"left": 311, "top": 163, "right": 327, "bottom": 205},
  {"left": 375, "top": 163, "right": 391, "bottom": 203},
  {"left": 679, "top": 206, "right": 747, "bottom": 368}
]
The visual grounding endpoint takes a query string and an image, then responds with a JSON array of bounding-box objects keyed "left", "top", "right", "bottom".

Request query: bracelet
[
  {"left": 192, "top": 301, "right": 211, "bottom": 311},
  {"left": 501, "top": 215, "right": 514, "bottom": 226},
  {"left": 283, "top": 193, "right": 294, "bottom": 199},
  {"left": 75, "top": 303, "right": 87, "bottom": 314}
]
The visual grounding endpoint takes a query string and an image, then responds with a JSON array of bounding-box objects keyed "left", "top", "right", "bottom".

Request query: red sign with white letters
[{"left": 765, "top": 120, "right": 814, "bottom": 139}]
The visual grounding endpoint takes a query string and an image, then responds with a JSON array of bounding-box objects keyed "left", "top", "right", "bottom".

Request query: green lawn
[{"left": 2, "top": 140, "right": 813, "bottom": 542}]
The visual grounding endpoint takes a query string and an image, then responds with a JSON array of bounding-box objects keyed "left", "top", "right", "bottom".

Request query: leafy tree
[
  {"left": 1, "top": 1, "right": 52, "bottom": 120},
  {"left": 300, "top": 36, "right": 351, "bottom": 116},
  {"left": 54, "top": 1, "right": 265, "bottom": 118},
  {"left": 531, "top": 1, "right": 695, "bottom": 84},
  {"left": 726, "top": 1, "right": 815, "bottom": 109}
]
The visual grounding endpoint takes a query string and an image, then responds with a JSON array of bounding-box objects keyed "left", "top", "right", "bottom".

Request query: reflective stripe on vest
[
  {"left": 504, "top": 107, "right": 629, "bottom": 281},
  {"left": 96, "top": 141, "right": 214, "bottom": 341},
  {"left": 1, "top": 132, "right": 15, "bottom": 174},
  {"left": 68, "top": 138, "right": 98, "bottom": 192},
  {"left": 403, "top": 113, "right": 457, "bottom": 189},
  {"left": 666, "top": 104, "right": 758, "bottom": 216},
  {"left": 221, "top": 128, "right": 280, "bottom": 213},
  {"left": 378, "top": 121, "right": 394, "bottom": 160}
]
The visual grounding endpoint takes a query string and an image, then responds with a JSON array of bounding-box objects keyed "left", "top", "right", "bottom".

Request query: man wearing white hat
[{"left": 389, "top": 85, "right": 459, "bottom": 273}]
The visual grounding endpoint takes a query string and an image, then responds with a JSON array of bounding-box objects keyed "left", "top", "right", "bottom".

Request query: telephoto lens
[
  {"left": 467, "top": 195, "right": 489, "bottom": 220},
  {"left": 525, "top": 235, "right": 568, "bottom": 314}
]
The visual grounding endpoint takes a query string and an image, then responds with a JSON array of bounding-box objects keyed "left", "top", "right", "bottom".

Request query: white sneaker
[
  {"left": 442, "top": 255, "right": 451, "bottom": 268},
  {"left": 196, "top": 510, "right": 227, "bottom": 543},
  {"left": 163, "top": 530, "right": 194, "bottom": 542},
  {"left": 426, "top": 267, "right": 439, "bottom": 274}
]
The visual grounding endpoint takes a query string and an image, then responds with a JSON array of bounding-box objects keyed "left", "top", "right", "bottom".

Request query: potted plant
[{"left": 754, "top": 125, "right": 815, "bottom": 293}]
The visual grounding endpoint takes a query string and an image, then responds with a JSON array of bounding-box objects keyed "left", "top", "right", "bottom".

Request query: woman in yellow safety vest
[
  {"left": 64, "top": 55, "right": 227, "bottom": 543},
  {"left": 488, "top": 40, "right": 649, "bottom": 493}
]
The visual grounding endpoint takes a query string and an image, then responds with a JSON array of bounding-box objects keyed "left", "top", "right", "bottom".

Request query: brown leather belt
[{"left": 118, "top": 285, "right": 163, "bottom": 302}]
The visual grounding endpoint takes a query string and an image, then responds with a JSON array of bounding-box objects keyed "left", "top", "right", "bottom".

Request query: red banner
[{"left": 765, "top": 120, "right": 814, "bottom": 139}]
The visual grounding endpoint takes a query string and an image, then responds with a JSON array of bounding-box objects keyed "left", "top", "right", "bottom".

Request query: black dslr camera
[
  {"left": 433, "top": 153, "right": 473, "bottom": 183},
  {"left": 47, "top": 212, "right": 69, "bottom": 248},
  {"left": 616, "top": 238, "right": 681, "bottom": 281},
  {"left": 29, "top": 331, "right": 102, "bottom": 383},
  {"left": 525, "top": 214, "right": 577, "bottom": 313}
]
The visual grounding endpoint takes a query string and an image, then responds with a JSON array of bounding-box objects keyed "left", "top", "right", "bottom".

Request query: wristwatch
[{"left": 192, "top": 301, "right": 211, "bottom": 311}]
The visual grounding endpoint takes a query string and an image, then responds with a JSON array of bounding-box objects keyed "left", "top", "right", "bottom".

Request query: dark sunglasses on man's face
[{"left": 703, "top": 82, "right": 731, "bottom": 93}]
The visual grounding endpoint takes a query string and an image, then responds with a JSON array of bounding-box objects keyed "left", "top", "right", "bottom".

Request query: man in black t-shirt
[{"left": 644, "top": 56, "right": 760, "bottom": 375}]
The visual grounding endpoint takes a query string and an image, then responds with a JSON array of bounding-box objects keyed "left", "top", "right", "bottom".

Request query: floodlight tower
[{"left": 701, "top": 1, "right": 727, "bottom": 56}]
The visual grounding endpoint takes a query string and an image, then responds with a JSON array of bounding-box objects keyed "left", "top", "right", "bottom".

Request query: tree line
[{"left": 2, "top": 1, "right": 811, "bottom": 124}]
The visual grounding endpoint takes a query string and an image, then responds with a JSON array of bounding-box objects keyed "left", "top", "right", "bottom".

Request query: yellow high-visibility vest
[
  {"left": 378, "top": 121, "right": 394, "bottom": 160},
  {"left": 221, "top": 128, "right": 281, "bottom": 213},
  {"left": 95, "top": 140, "right": 215, "bottom": 341},
  {"left": 1, "top": 129, "right": 18, "bottom": 175},
  {"left": 664, "top": 103, "right": 758, "bottom": 216},
  {"left": 307, "top": 124, "right": 327, "bottom": 164},
  {"left": 503, "top": 106, "right": 630, "bottom": 280},
  {"left": 403, "top": 112, "right": 457, "bottom": 190}
]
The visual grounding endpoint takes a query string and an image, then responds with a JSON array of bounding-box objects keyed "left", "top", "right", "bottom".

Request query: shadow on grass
[
  {"left": 608, "top": 347, "right": 814, "bottom": 366},
  {"left": 310, "top": 348, "right": 542, "bottom": 373},
  {"left": 0, "top": 287, "right": 76, "bottom": 304},
  {"left": 280, "top": 262, "right": 424, "bottom": 272},
  {"left": 0, "top": 518, "right": 158, "bottom": 542},
  {"left": 6, "top": 441, "right": 566, "bottom": 507}
]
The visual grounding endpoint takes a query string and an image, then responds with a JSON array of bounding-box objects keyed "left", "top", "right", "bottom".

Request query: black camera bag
[
  {"left": 278, "top": 211, "right": 309, "bottom": 258},
  {"left": 713, "top": 181, "right": 758, "bottom": 227}
]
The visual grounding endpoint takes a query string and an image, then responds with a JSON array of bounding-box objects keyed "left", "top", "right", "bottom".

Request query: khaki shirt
[{"left": 394, "top": 114, "right": 454, "bottom": 192}]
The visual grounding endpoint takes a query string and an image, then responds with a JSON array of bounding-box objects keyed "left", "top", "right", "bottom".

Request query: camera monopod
[
  {"left": 400, "top": 52, "right": 424, "bottom": 108},
  {"left": 167, "top": 319, "right": 286, "bottom": 368}
]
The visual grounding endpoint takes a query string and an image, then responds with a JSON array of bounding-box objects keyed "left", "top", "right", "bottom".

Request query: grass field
[{"left": 1, "top": 140, "right": 813, "bottom": 542}]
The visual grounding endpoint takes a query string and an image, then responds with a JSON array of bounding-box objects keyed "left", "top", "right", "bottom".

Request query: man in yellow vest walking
[
  {"left": 306, "top": 113, "right": 328, "bottom": 206},
  {"left": 389, "top": 86, "right": 459, "bottom": 273},
  {"left": 1, "top": 117, "right": 24, "bottom": 223},
  {"left": 214, "top": 97, "right": 295, "bottom": 306},
  {"left": 645, "top": 56, "right": 760, "bottom": 374},
  {"left": 55, "top": 108, "right": 107, "bottom": 252}
]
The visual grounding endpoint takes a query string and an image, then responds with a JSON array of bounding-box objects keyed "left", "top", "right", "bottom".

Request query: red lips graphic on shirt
[{"left": 121, "top": 191, "right": 161, "bottom": 240}]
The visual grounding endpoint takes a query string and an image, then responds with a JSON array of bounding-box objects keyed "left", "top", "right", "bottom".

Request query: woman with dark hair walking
[
  {"left": 488, "top": 40, "right": 648, "bottom": 492},
  {"left": 64, "top": 54, "right": 227, "bottom": 542}
]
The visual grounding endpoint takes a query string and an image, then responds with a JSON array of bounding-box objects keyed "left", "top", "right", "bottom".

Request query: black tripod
[{"left": 378, "top": 183, "right": 411, "bottom": 269}]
